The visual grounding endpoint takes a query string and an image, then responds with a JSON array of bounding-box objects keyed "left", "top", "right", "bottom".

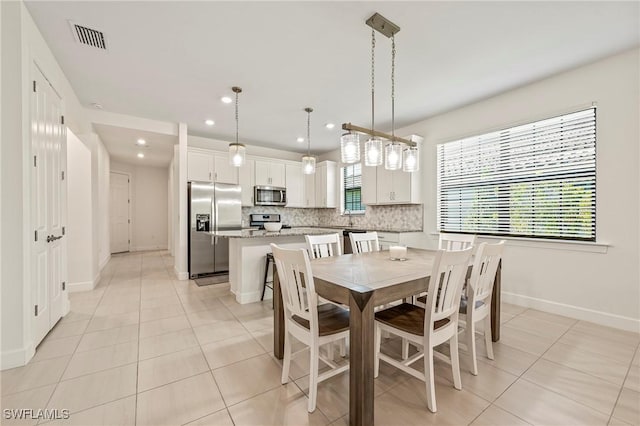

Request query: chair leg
[
  {"left": 261, "top": 256, "right": 270, "bottom": 301},
  {"left": 308, "top": 344, "right": 319, "bottom": 413},
  {"left": 467, "top": 317, "right": 478, "bottom": 376},
  {"left": 424, "top": 346, "right": 437, "bottom": 413},
  {"left": 402, "top": 338, "right": 409, "bottom": 360},
  {"left": 374, "top": 325, "right": 382, "bottom": 378},
  {"left": 326, "top": 342, "right": 334, "bottom": 361},
  {"left": 339, "top": 338, "right": 347, "bottom": 357},
  {"left": 281, "top": 334, "right": 292, "bottom": 384},
  {"left": 450, "top": 333, "right": 462, "bottom": 390},
  {"left": 484, "top": 315, "right": 494, "bottom": 360}
]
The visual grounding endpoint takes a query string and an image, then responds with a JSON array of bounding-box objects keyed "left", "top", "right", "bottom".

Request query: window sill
[
  {"left": 341, "top": 211, "right": 365, "bottom": 216},
  {"left": 430, "top": 232, "right": 609, "bottom": 253}
]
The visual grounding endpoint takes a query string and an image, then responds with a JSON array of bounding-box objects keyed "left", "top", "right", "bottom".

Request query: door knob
[{"left": 47, "top": 235, "right": 52, "bottom": 243}]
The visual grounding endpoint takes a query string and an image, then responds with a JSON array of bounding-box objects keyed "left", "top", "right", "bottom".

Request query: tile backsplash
[{"left": 242, "top": 204, "right": 423, "bottom": 232}]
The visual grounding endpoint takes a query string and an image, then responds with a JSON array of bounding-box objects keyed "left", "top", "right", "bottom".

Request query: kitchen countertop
[
  {"left": 320, "top": 226, "right": 423, "bottom": 233},
  {"left": 208, "top": 227, "right": 340, "bottom": 239}
]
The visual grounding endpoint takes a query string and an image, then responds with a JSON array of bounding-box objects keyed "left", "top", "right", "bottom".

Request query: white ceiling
[
  {"left": 94, "top": 124, "right": 177, "bottom": 167},
  {"left": 25, "top": 1, "right": 639, "bottom": 154}
]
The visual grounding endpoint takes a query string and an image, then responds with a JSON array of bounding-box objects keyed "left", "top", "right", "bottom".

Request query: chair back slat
[
  {"left": 439, "top": 233, "right": 476, "bottom": 251},
  {"left": 271, "top": 244, "right": 318, "bottom": 327},
  {"left": 425, "top": 248, "right": 472, "bottom": 325},
  {"left": 305, "top": 233, "right": 342, "bottom": 259},
  {"left": 350, "top": 232, "right": 380, "bottom": 254},
  {"left": 469, "top": 241, "right": 505, "bottom": 305}
]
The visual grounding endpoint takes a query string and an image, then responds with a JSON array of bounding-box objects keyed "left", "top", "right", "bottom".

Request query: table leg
[
  {"left": 348, "top": 289, "right": 375, "bottom": 426},
  {"left": 273, "top": 268, "right": 284, "bottom": 359},
  {"left": 491, "top": 260, "right": 502, "bottom": 342}
]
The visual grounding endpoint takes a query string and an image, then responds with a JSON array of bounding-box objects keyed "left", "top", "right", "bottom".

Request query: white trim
[
  {"left": 99, "top": 254, "right": 111, "bottom": 271},
  {"left": 174, "top": 266, "right": 188, "bottom": 281},
  {"left": 502, "top": 291, "right": 640, "bottom": 332},
  {"left": 67, "top": 280, "right": 95, "bottom": 292},
  {"left": 235, "top": 290, "right": 263, "bottom": 305},
  {"left": 429, "top": 232, "right": 609, "bottom": 254},
  {"left": 131, "top": 245, "right": 167, "bottom": 252},
  {"left": 1, "top": 343, "right": 34, "bottom": 371}
]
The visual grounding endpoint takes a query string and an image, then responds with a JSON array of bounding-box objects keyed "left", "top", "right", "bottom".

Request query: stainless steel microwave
[{"left": 254, "top": 186, "right": 287, "bottom": 206}]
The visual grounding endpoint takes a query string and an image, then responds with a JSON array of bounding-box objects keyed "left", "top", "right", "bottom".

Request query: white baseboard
[
  {"left": 502, "top": 292, "right": 640, "bottom": 332},
  {"left": 99, "top": 254, "right": 111, "bottom": 271},
  {"left": 174, "top": 266, "right": 188, "bottom": 281},
  {"left": 1, "top": 343, "right": 34, "bottom": 370},
  {"left": 235, "top": 290, "right": 263, "bottom": 305},
  {"left": 132, "top": 245, "right": 167, "bottom": 252},
  {"left": 68, "top": 280, "right": 95, "bottom": 292}
]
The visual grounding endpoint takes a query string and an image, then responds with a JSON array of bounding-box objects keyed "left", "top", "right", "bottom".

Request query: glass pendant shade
[
  {"left": 402, "top": 146, "right": 419, "bottom": 172},
  {"left": 364, "top": 137, "right": 383, "bottom": 166},
  {"left": 340, "top": 132, "right": 360, "bottom": 164},
  {"left": 229, "top": 143, "right": 246, "bottom": 167},
  {"left": 302, "top": 155, "right": 316, "bottom": 175},
  {"left": 385, "top": 143, "right": 402, "bottom": 170}
]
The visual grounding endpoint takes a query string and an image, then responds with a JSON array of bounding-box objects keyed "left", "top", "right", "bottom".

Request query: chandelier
[{"left": 340, "top": 13, "right": 419, "bottom": 172}]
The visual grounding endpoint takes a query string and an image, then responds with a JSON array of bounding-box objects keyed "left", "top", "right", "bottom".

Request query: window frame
[
  {"left": 341, "top": 163, "right": 365, "bottom": 215},
  {"left": 436, "top": 107, "right": 597, "bottom": 242}
]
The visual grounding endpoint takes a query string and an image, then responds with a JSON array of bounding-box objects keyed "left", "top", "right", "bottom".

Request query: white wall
[
  {"left": 395, "top": 48, "right": 640, "bottom": 330},
  {"left": 1, "top": 1, "right": 94, "bottom": 369},
  {"left": 66, "top": 131, "right": 94, "bottom": 290},
  {"left": 111, "top": 161, "right": 169, "bottom": 252}
]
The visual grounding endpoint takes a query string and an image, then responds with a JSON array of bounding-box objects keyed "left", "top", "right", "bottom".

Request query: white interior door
[
  {"left": 110, "top": 172, "right": 130, "bottom": 253},
  {"left": 31, "top": 65, "right": 67, "bottom": 346}
]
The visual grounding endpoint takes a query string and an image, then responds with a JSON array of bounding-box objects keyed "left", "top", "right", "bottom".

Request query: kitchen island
[{"left": 209, "top": 227, "right": 338, "bottom": 303}]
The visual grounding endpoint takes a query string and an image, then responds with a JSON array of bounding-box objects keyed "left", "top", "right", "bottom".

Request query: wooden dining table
[{"left": 272, "top": 248, "right": 502, "bottom": 426}]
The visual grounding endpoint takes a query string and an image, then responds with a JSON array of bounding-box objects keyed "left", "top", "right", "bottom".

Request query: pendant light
[
  {"left": 365, "top": 28, "right": 383, "bottom": 167},
  {"left": 228, "top": 86, "right": 246, "bottom": 167},
  {"left": 302, "top": 107, "right": 316, "bottom": 174},
  {"left": 384, "top": 34, "right": 403, "bottom": 171},
  {"left": 340, "top": 132, "right": 360, "bottom": 164},
  {"left": 340, "top": 13, "right": 420, "bottom": 172}
]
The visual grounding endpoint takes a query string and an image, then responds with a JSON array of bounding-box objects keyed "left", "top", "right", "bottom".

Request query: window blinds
[
  {"left": 343, "top": 163, "right": 364, "bottom": 212},
  {"left": 437, "top": 108, "right": 596, "bottom": 241}
]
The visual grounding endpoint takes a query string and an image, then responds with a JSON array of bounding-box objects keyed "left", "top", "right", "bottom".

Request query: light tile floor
[{"left": 1, "top": 251, "right": 638, "bottom": 425}]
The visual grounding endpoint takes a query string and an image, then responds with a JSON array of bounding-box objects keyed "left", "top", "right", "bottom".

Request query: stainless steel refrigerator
[{"left": 188, "top": 181, "right": 241, "bottom": 278}]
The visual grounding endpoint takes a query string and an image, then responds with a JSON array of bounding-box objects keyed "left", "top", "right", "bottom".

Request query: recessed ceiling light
[
  {"left": 296, "top": 137, "right": 305, "bottom": 143},
  {"left": 205, "top": 119, "right": 215, "bottom": 126},
  {"left": 136, "top": 138, "right": 146, "bottom": 146},
  {"left": 221, "top": 96, "right": 232, "bottom": 104},
  {"left": 325, "top": 123, "right": 335, "bottom": 129},
  {"left": 137, "top": 153, "right": 144, "bottom": 158}
]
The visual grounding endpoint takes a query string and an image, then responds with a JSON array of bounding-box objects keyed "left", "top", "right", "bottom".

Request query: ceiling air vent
[{"left": 69, "top": 21, "right": 107, "bottom": 50}]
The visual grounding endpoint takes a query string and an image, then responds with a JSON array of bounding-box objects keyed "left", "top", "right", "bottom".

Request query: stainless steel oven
[{"left": 254, "top": 186, "right": 287, "bottom": 206}]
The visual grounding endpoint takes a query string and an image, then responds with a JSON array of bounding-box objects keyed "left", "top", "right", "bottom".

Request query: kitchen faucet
[{"left": 345, "top": 210, "right": 353, "bottom": 227}]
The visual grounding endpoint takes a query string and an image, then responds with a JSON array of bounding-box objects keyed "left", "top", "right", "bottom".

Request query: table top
[{"left": 310, "top": 248, "right": 438, "bottom": 293}]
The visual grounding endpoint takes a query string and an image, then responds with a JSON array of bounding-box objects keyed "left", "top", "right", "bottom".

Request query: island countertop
[{"left": 208, "top": 227, "right": 340, "bottom": 239}]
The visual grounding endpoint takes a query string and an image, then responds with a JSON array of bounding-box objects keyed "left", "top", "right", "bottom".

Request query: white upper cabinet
[
  {"left": 314, "top": 161, "right": 337, "bottom": 208},
  {"left": 255, "top": 160, "right": 286, "bottom": 187},
  {"left": 285, "top": 163, "right": 304, "bottom": 207},
  {"left": 304, "top": 173, "right": 316, "bottom": 208},
  {"left": 361, "top": 162, "right": 377, "bottom": 205},
  {"left": 364, "top": 136, "right": 423, "bottom": 205},
  {"left": 187, "top": 150, "right": 213, "bottom": 182},
  {"left": 239, "top": 158, "right": 255, "bottom": 206},
  {"left": 213, "top": 154, "right": 238, "bottom": 184}
]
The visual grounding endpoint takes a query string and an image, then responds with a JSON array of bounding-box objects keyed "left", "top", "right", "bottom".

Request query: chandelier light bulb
[
  {"left": 385, "top": 143, "right": 402, "bottom": 170},
  {"left": 340, "top": 132, "right": 360, "bottom": 164},
  {"left": 403, "top": 146, "right": 419, "bottom": 172},
  {"left": 364, "top": 138, "right": 383, "bottom": 166}
]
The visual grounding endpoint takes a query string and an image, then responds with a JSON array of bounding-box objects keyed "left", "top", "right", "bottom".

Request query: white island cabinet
[{"left": 221, "top": 228, "right": 338, "bottom": 303}]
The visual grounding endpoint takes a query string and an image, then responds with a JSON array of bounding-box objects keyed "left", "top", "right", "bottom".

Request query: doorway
[{"left": 110, "top": 172, "right": 131, "bottom": 253}]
